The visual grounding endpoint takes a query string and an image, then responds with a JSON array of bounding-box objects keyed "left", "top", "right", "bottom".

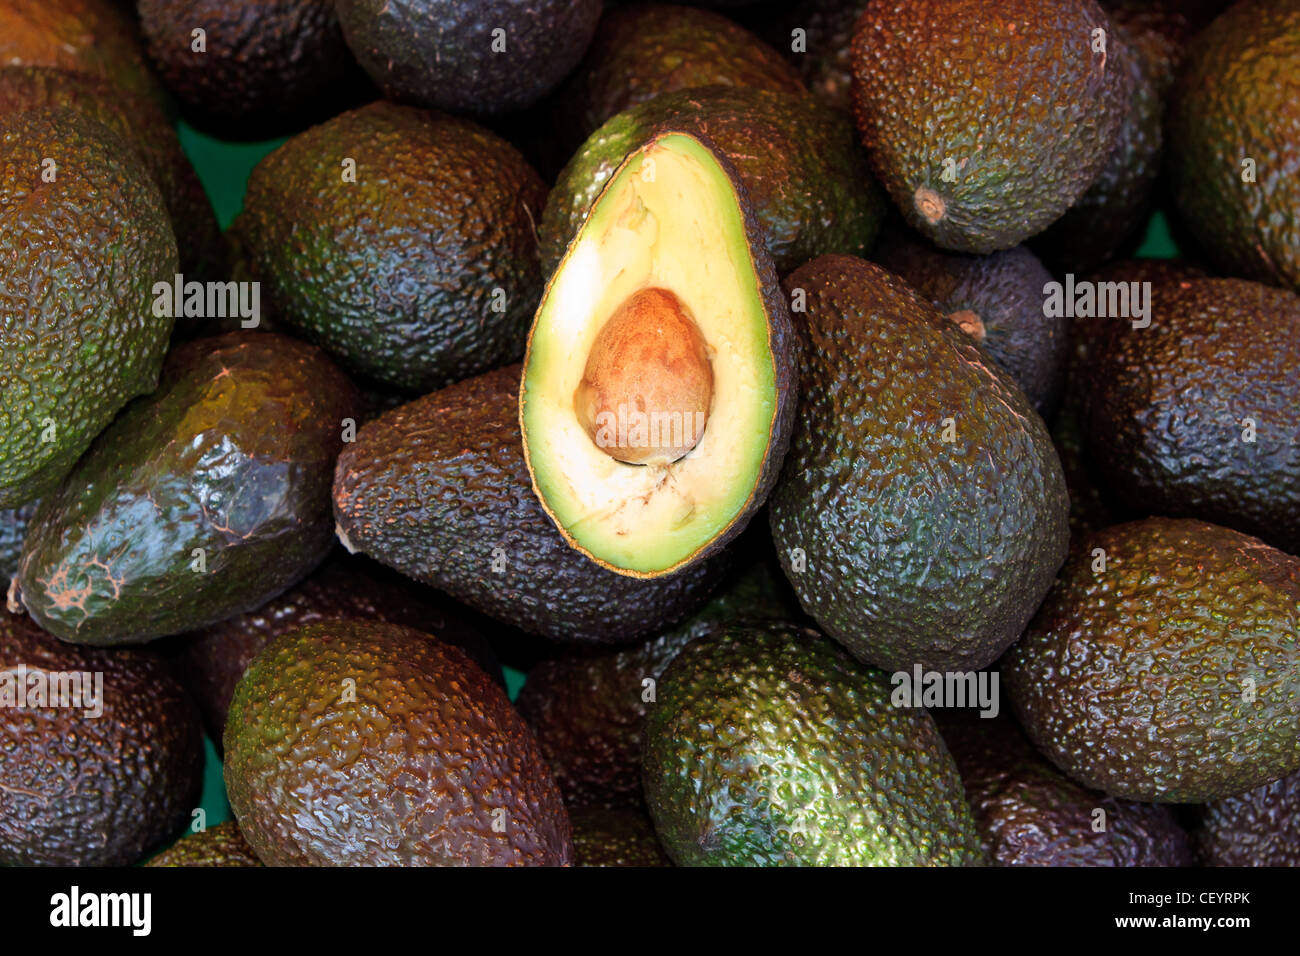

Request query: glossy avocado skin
[
  {"left": 145, "top": 820, "right": 263, "bottom": 867},
  {"left": 224, "top": 620, "right": 572, "bottom": 866},
  {"left": 333, "top": 364, "right": 730, "bottom": 644},
  {"left": 235, "top": 102, "right": 548, "bottom": 393},
  {"left": 851, "top": 0, "right": 1129, "bottom": 253},
  {"left": 16, "top": 332, "right": 358, "bottom": 645},
  {"left": 770, "top": 255, "right": 1069, "bottom": 673},
  {"left": 0, "top": 107, "right": 177, "bottom": 508},
  {"left": 540, "top": 85, "right": 887, "bottom": 276},
  {"left": 1005, "top": 518, "right": 1300, "bottom": 803},
  {"left": 570, "top": 806, "right": 672, "bottom": 867},
  {"left": 0, "top": 612, "right": 204, "bottom": 866},
  {"left": 1192, "top": 769, "right": 1300, "bottom": 867},
  {"left": 643, "top": 620, "right": 986, "bottom": 866},
  {"left": 934, "top": 710, "right": 1192, "bottom": 867}
]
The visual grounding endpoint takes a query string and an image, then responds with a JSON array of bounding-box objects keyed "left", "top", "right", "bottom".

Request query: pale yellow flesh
[{"left": 522, "top": 134, "right": 777, "bottom": 575}]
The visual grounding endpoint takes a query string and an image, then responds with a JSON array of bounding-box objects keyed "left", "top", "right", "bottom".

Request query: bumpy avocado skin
[
  {"left": 16, "top": 333, "right": 358, "bottom": 645},
  {"left": 770, "top": 255, "right": 1069, "bottom": 673},
  {"left": 0, "top": 613, "right": 204, "bottom": 866},
  {"left": 850, "top": 0, "right": 1129, "bottom": 253},
  {"left": 1077, "top": 278, "right": 1300, "bottom": 554},
  {"left": 0, "top": 108, "right": 178, "bottom": 508},
  {"left": 1166, "top": 0, "right": 1300, "bottom": 292},
  {"left": 235, "top": 102, "right": 548, "bottom": 393},
  {"left": 333, "top": 365, "right": 730, "bottom": 644},
  {"left": 1005, "top": 518, "right": 1300, "bottom": 803},
  {"left": 540, "top": 86, "right": 886, "bottom": 276},
  {"left": 876, "top": 237, "right": 1065, "bottom": 415},
  {"left": 224, "top": 620, "right": 572, "bottom": 866},
  {"left": 1192, "top": 769, "right": 1300, "bottom": 867},
  {"left": 644, "top": 621, "right": 986, "bottom": 866},
  {"left": 935, "top": 710, "right": 1192, "bottom": 867},
  {"left": 146, "top": 820, "right": 263, "bottom": 867},
  {"left": 570, "top": 806, "right": 672, "bottom": 867}
]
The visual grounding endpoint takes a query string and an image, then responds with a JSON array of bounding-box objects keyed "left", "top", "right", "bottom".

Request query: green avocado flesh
[{"left": 522, "top": 132, "right": 793, "bottom": 577}]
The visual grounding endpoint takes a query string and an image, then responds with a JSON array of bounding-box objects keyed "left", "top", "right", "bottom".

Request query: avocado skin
[
  {"left": 0, "top": 613, "right": 203, "bottom": 866},
  {"left": 1076, "top": 278, "right": 1300, "bottom": 554},
  {"left": 334, "top": 365, "right": 730, "bottom": 644},
  {"left": 0, "top": 66, "right": 225, "bottom": 292},
  {"left": 16, "top": 332, "right": 358, "bottom": 645},
  {"left": 1005, "top": 518, "right": 1300, "bottom": 803},
  {"left": 0, "top": 502, "right": 38, "bottom": 585},
  {"left": 850, "top": 0, "right": 1129, "bottom": 254},
  {"left": 170, "top": 553, "right": 502, "bottom": 742},
  {"left": 1166, "top": 0, "right": 1300, "bottom": 291},
  {"left": 336, "top": 0, "right": 601, "bottom": 115},
  {"left": 1192, "top": 769, "right": 1300, "bottom": 867},
  {"left": 236, "top": 102, "right": 548, "bottom": 393},
  {"left": 145, "top": 820, "right": 263, "bottom": 867},
  {"left": 1102, "top": 0, "right": 1230, "bottom": 96},
  {"left": 643, "top": 620, "right": 986, "bottom": 866},
  {"left": 571, "top": 806, "right": 672, "bottom": 867},
  {"left": 0, "top": 107, "right": 178, "bottom": 508},
  {"left": 876, "top": 237, "right": 1065, "bottom": 415},
  {"left": 770, "top": 255, "right": 1069, "bottom": 673},
  {"left": 935, "top": 710, "right": 1192, "bottom": 867},
  {"left": 540, "top": 86, "right": 887, "bottom": 276},
  {"left": 224, "top": 620, "right": 572, "bottom": 866},
  {"left": 776, "top": 0, "right": 869, "bottom": 114}
]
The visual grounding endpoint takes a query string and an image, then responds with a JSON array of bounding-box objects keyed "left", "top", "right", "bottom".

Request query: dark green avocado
[
  {"left": 14, "top": 332, "right": 359, "bottom": 645},
  {"left": 0, "top": 611, "right": 204, "bottom": 866},
  {"left": 333, "top": 364, "right": 730, "bottom": 644},
  {"left": 570, "top": 806, "right": 672, "bottom": 867},
  {"left": 145, "top": 820, "right": 263, "bottom": 867},
  {"left": 770, "top": 255, "right": 1069, "bottom": 672},
  {"left": 224, "top": 619, "right": 572, "bottom": 865},
  {"left": 643, "top": 620, "right": 986, "bottom": 866},
  {"left": 1191, "top": 769, "right": 1300, "bottom": 867},
  {"left": 1005, "top": 518, "right": 1300, "bottom": 803}
]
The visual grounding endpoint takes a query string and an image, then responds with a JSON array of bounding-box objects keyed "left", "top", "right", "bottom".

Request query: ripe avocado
[
  {"left": 145, "top": 820, "right": 263, "bottom": 867},
  {"left": 540, "top": 86, "right": 888, "bottom": 276},
  {"left": 0, "top": 107, "right": 177, "bottom": 508},
  {"left": 850, "top": 0, "right": 1130, "bottom": 253},
  {"left": 0, "top": 612, "right": 204, "bottom": 866},
  {"left": 235, "top": 102, "right": 548, "bottom": 393},
  {"left": 571, "top": 806, "right": 672, "bottom": 867},
  {"left": 1191, "top": 769, "right": 1300, "bottom": 867},
  {"left": 333, "top": 364, "right": 730, "bottom": 644},
  {"left": 643, "top": 620, "right": 986, "bottom": 866},
  {"left": 1166, "top": 0, "right": 1300, "bottom": 291},
  {"left": 224, "top": 619, "right": 572, "bottom": 865},
  {"left": 523, "top": 131, "right": 797, "bottom": 578},
  {"left": 335, "top": 0, "right": 601, "bottom": 114},
  {"left": 770, "top": 255, "right": 1069, "bottom": 672},
  {"left": 1005, "top": 518, "right": 1300, "bottom": 803},
  {"left": 14, "top": 332, "right": 359, "bottom": 645}
]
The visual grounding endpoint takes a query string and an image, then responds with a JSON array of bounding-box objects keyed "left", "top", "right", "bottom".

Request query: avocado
[
  {"left": 334, "top": 364, "right": 730, "bottom": 644},
  {"left": 643, "top": 620, "right": 985, "bottom": 866},
  {"left": 335, "top": 0, "right": 601, "bottom": 114},
  {"left": 145, "top": 820, "right": 263, "bottom": 867},
  {"left": 523, "top": 131, "right": 797, "bottom": 578},
  {"left": 0, "top": 502, "right": 37, "bottom": 586},
  {"left": 850, "top": 0, "right": 1130, "bottom": 253},
  {"left": 1191, "top": 769, "right": 1300, "bottom": 867},
  {"left": 539, "top": 86, "right": 888, "bottom": 276},
  {"left": 571, "top": 805, "right": 672, "bottom": 867},
  {"left": 1102, "top": 0, "right": 1230, "bottom": 96},
  {"left": 1049, "top": 405, "right": 1114, "bottom": 543},
  {"left": 139, "top": 0, "right": 368, "bottom": 138},
  {"left": 875, "top": 235, "right": 1065, "bottom": 415},
  {"left": 770, "top": 255, "right": 1069, "bottom": 672},
  {"left": 934, "top": 710, "right": 1193, "bottom": 866},
  {"left": 0, "top": 107, "right": 177, "bottom": 508},
  {"left": 1166, "top": 0, "right": 1300, "bottom": 291},
  {"left": 0, "top": 65, "right": 225, "bottom": 291},
  {"left": 169, "top": 552, "right": 502, "bottom": 741},
  {"left": 0, "top": 611, "right": 204, "bottom": 865},
  {"left": 1075, "top": 277, "right": 1300, "bottom": 554},
  {"left": 1005, "top": 517, "right": 1300, "bottom": 803},
  {"left": 235, "top": 101, "right": 548, "bottom": 393},
  {"left": 14, "top": 332, "right": 359, "bottom": 645},
  {"left": 224, "top": 619, "right": 572, "bottom": 865},
  {"left": 777, "top": 0, "right": 869, "bottom": 113}
]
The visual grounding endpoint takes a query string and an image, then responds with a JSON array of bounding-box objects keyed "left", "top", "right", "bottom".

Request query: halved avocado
[{"left": 520, "top": 131, "right": 796, "bottom": 578}]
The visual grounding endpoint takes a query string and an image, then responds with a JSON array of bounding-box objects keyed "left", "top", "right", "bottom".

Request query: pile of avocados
[{"left": 1, "top": 0, "right": 1298, "bottom": 870}]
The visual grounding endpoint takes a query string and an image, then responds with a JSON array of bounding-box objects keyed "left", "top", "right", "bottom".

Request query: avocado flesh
[{"left": 523, "top": 132, "right": 792, "bottom": 577}]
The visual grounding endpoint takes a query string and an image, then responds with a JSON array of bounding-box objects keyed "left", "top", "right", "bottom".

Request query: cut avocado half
[{"left": 520, "top": 131, "right": 796, "bottom": 578}]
